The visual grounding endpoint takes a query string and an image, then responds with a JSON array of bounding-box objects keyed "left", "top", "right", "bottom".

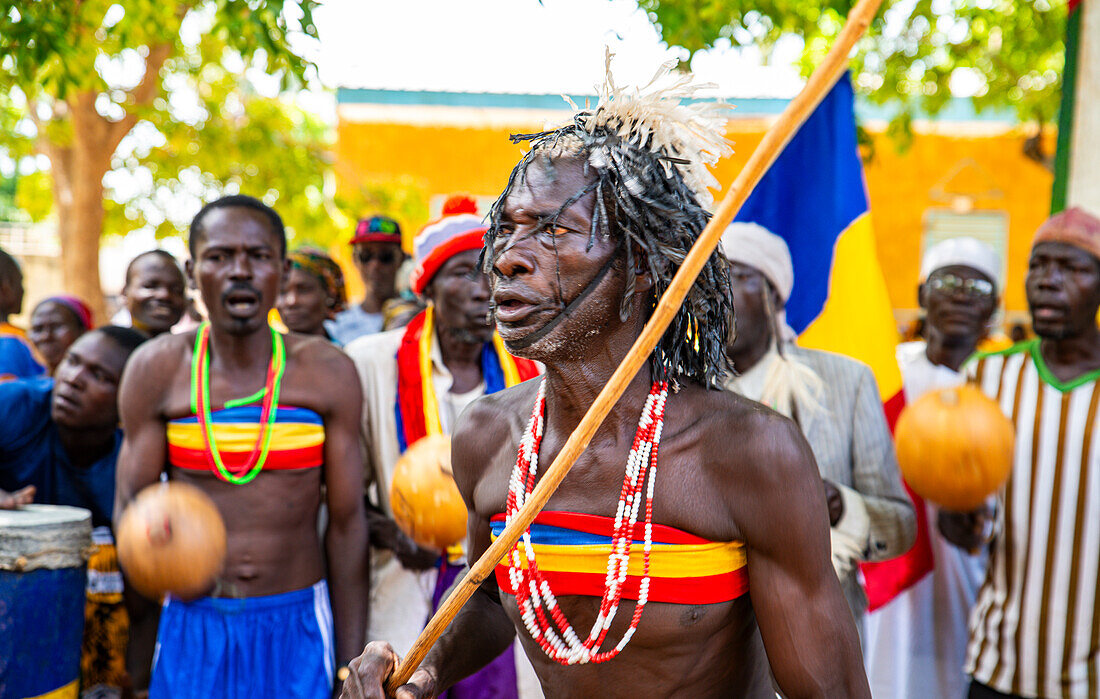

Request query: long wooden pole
[{"left": 386, "top": 0, "right": 883, "bottom": 690}]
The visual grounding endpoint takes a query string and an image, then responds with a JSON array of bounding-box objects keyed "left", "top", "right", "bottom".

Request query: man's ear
[
  {"left": 184, "top": 259, "right": 197, "bottom": 290},
  {"left": 917, "top": 282, "right": 928, "bottom": 311},
  {"left": 768, "top": 283, "right": 784, "bottom": 314}
]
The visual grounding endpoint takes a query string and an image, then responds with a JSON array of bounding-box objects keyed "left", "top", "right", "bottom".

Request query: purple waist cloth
[{"left": 432, "top": 561, "right": 519, "bottom": 699}]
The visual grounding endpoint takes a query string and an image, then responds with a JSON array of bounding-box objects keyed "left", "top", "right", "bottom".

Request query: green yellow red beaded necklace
[{"left": 190, "top": 322, "right": 286, "bottom": 485}]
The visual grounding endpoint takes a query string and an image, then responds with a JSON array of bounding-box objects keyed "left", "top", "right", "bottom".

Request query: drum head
[{"left": 0, "top": 504, "right": 92, "bottom": 571}]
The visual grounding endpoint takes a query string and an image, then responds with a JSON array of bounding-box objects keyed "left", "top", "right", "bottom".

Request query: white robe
[{"left": 863, "top": 341, "right": 988, "bottom": 699}]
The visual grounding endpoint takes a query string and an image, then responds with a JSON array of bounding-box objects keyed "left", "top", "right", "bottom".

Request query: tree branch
[{"left": 106, "top": 42, "right": 173, "bottom": 151}]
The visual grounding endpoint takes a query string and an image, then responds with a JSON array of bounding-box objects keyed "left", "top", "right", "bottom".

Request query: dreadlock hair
[{"left": 483, "top": 53, "right": 735, "bottom": 389}]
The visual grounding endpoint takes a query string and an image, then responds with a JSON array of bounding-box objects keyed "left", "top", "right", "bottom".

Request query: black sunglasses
[{"left": 355, "top": 250, "right": 399, "bottom": 265}]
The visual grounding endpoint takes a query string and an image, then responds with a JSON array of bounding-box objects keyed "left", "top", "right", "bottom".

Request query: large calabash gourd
[
  {"left": 390, "top": 435, "right": 468, "bottom": 551},
  {"left": 895, "top": 384, "right": 1015, "bottom": 512},
  {"left": 116, "top": 482, "right": 227, "bottom": 600}
]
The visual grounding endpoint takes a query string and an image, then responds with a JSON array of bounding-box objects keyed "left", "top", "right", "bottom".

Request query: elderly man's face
[
  {"left": 726, "top": 262, "right": 779, "bottom": 364},
  {"left": 489, "top": 155, "right": 625, "bottom": 360},
  {"left": 919, "top": 264, "right": 997, "bottom": 343},
  {"left": 425, "top": 250, "right": 493, "bottom": 346},
  {"left": 1027, "top": 242, "right": 1100, "bottom": 340}
]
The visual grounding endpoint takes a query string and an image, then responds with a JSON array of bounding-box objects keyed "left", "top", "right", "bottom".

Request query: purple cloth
[{"left": 432, "top": 562, "right": 519, "bottom": 699}]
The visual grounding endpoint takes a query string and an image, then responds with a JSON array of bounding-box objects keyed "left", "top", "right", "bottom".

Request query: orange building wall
[{"left": 336, "top": 117, "right": 1053, "bottom": 314}]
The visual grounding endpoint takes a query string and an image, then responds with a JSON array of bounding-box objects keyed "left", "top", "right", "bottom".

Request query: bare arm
[
  {"left": 321, "top": 349, "right": 370, "bottom": 677},
  {"left": 342, "top": 397, "right": 519, "bottom": 698},
  {"left": 738, "top": 417, "right": 870, "bottom": 699},
  {"left": 114, "top": 340, "right": 176, "bottom": 690}
]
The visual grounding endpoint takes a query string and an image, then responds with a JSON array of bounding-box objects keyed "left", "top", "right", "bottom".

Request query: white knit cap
[
  {"left": 919, "top": 237, "right": 1002, "bottom": 290},
  {"left": 720, "top": 222, "right": 794, "bottom": 303}
]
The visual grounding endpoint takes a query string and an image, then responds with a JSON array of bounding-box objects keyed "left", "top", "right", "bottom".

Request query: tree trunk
[
  {"left": 40, "top": 45, "right": 171, "bottom": 324},
  {"left": 50, "top": 92, "right": 115, "bottom": 323}
]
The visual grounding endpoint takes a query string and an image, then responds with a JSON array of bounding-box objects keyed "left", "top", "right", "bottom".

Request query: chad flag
[{"left": 733, "top": 74, "right": 932, "bottom": 610}]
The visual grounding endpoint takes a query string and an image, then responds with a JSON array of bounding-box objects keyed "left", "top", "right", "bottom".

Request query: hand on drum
[
  {"left": 0, "top": 485, "right": 35, "bottom": 509},
  {"left": 937, "top": 502, "right": 995, "bottom": 553},
  {"left": 339, "top": 642, "right": 436, "bottom": 699}
]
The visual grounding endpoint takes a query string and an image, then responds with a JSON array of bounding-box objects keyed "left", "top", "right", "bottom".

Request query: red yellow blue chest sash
[{"left": 490, "top": 511, "right": 748, "bottom": 604}]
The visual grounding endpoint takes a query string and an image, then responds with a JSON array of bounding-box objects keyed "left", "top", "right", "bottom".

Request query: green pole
[{"left": 1051, "top": 5, "right": 1081, "bottom": 215}]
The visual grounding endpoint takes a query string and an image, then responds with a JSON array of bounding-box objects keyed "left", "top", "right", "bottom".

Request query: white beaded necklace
[{"left": 504, "top": 378, "right": 669, "bottom": 664}]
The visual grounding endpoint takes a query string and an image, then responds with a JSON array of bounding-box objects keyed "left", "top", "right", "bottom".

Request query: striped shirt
[{"left": 965, "top": 340, "right": 1100, "bottom": 698}]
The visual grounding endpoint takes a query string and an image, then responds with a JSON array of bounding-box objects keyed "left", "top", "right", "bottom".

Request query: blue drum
[{"left": 0, "top": 505, "right": 91, "bottom": 699}]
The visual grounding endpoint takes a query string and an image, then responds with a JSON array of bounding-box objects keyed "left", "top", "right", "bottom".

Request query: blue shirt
[
  {"left": 0, "top": 377, "right": 121, "bottom": 528},
  {"left": 0, "top": 328, "right": 45, "bottom": 381},
  {"left": 326, "top": 305, "right": 384, "bottom": 346}
]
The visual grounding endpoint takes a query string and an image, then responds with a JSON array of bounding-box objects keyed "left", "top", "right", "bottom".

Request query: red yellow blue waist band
[
  {"left": 167, "top": 405, "right": 324, "bottom": 471},
  {"left": 490, "top": 511, "right": 748, "bottom": 605}
]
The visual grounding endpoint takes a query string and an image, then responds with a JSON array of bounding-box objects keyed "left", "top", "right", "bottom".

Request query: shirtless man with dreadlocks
[{"left": 342, "top": 64, "right": 870, "bottom": 699}]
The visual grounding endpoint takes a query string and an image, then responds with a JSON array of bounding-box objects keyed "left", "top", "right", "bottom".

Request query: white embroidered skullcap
[{"left": 919, "top": 237, "right": 1002, "bottom": 290}]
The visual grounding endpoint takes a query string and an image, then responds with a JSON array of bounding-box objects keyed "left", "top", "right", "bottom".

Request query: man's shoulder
[
  {"left": 284, "top": 331, "right": 354, "bottom": 367},
  {"left": 131, "top": 330, "right": 191, "bottom": 364},
  {"left": 686, "top": 386, "right": 816, "bottom": 506},
  {"left": 0, "top": 376, "right": 53, "bottom": 412},
  {"left": 690, "top": 384, "right": 801, "bottom": 459},
  {"left": 0, "top": 377, "right": 53, "bottom": 446},
  {"left": 787, "top": 344, "right": 872, "bottom": 378}
]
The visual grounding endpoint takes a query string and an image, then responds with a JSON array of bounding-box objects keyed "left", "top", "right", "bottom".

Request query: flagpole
[
  {"left": 384, "top": 0, "right": 885, "bottom": 691},
  {"left": 1061, "top": 0, "right": 1100, "bottom": 214}
]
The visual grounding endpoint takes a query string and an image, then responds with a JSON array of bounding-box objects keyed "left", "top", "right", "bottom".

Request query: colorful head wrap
[
  {"left": 410, "top": 195, "right": 487, "bottom": 295},
  {"left": 41, "top": 295, "right": 94, "bottom": 330},
  {"left": 287, "top": 248, "right": 348, "bottom": 313},
  {"left": 350, "top": 215, "right": 402, "bottom": 245},
  {"left": 1033, "top": 207, "right": 1100, "bottom": 262}
]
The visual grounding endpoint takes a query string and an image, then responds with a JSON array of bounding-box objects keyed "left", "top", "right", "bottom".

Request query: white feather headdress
[{"left": 565, "top": 50, "right": 732, "bottom": 206}]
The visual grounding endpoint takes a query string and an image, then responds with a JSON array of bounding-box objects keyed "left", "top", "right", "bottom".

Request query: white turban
[
  {"left": 720, "top": 222, "right": 794, "bottom": 302},
  {"left": 919, "top": 237, "right": 1002, "bottom": 290}
]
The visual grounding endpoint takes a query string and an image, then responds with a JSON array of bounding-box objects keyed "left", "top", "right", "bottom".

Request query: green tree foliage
[
  {"left": 0, "top": 0, "right": 345, "bottom": 316},
  {"left": 639, "top": 0, "right": 1068, "bottom": 126}
]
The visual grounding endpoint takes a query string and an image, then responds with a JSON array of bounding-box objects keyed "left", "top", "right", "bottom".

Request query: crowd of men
[{"left": 0, "top": 77, "right": 1098, "bottom": 699}]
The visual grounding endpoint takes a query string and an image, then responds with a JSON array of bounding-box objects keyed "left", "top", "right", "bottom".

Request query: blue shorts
[{"left": 150, "top": 580, "right": 334, "bottom": 699}]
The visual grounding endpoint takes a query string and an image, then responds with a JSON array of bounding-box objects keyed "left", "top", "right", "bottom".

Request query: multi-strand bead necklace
[
  {"left": 504, "top": 378, "right": 670, "bottom": 665},
  {"left": 191, "top": 322, "right": 286, "bottom": 485}
]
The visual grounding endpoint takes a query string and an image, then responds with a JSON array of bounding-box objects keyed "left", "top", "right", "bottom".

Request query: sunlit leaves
[{"left": 638, "top": 0, "right": 1068, "bottom": 128}]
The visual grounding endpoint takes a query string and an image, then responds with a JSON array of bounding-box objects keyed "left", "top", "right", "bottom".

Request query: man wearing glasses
[
  {"left": 328, "top": 216, "right": 411, "bottom": 345},
  {"left": 865, "top": 236, "right": 1001, "bottom": 699}
]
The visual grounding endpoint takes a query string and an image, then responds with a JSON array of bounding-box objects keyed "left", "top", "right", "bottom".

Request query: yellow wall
[{"left": 336, "top": 117, "right": 1053, "bottom": 314}]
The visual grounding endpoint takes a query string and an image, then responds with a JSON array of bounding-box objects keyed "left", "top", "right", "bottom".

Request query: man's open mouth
[
  {"left": 492, "top": 289, "right": 541, "bottom": 325},
  {"left": 224, "top": 289, "right": 260, "bottom": 317}
]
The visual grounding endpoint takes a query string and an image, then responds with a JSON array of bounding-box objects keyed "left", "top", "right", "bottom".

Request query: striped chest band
[
  {"left": 500, "top": 379, "right": 742, "bottom": 666},
  {"left": 171, "top": 323, "right": 323, "bottom": 482}
]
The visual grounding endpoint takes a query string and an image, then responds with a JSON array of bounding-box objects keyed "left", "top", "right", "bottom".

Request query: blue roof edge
[{"left": 336, "top": 87, "right": 1019, "bottom": 123}]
